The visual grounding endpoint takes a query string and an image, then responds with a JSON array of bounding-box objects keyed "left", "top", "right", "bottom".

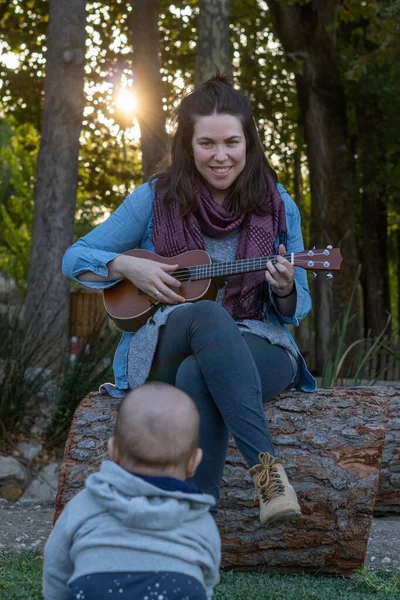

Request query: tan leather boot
[{"left": 249, "top": 452, "right": 301, "bottom": 528}]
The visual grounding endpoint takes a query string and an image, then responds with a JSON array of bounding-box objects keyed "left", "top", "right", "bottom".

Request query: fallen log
[
  {"left": 374, "top": 385, "right": 400, "bottom": 516},
  {"left": 55, "top": 387, "right": 389, "bottom": 575}
]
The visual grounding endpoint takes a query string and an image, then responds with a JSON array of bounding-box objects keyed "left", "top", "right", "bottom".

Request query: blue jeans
[{"left": 149, "top": 301, "right": 294, "bottom": 502}]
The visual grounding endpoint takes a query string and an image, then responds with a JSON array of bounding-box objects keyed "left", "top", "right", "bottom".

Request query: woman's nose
[{"left": 214, "top": 146, "right": 228, "bottom": 161}]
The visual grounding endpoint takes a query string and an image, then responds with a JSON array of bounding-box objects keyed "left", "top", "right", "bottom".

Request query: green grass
[
  {"left": 0, "top": 552, "right": 399, "bottom": 599},
  {"left": 0, "top": 552, "right": 43, "bottom": 599}
]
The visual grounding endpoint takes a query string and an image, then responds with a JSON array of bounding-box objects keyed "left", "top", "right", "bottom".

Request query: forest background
[{"left": 1, "top": 0, "right": 400, "bottom": 414}]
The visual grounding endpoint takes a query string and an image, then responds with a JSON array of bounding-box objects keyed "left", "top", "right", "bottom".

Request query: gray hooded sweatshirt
[{"left": 43, "top": 460, "right": 220, "bottom": 600}]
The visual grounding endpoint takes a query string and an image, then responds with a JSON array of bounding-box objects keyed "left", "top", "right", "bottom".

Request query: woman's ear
[
  {"left": 107, "top": 436, "right": 120, "bottom": 464},
  {"left": 186, "top": 447, "right": 203, "bottom": 479}
]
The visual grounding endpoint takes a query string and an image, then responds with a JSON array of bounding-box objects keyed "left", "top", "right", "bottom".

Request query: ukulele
[{"left": 103, "top": 246, "right": 342, "bottom": 332}]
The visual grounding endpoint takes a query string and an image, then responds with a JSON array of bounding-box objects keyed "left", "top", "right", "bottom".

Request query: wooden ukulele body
[{"left": 103, "top": 248, "right": 218, "bottom": 332}]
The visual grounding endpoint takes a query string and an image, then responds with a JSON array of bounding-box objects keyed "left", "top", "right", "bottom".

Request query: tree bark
[
  {"left": 129, "top": 0, "right": 167, "bottom": 181},
  {"left": 24, "top": 0, "right": 87, "bottom": 363},
  {"left": 292, "top": 149, "right": 313, "bottom": 367},
  {"left": 375, "top": 385, "right": 400, "bottom": 515},
  {"left": 357, "top": 105, "right": 390, "bottom": 337},
  {"left": 55, "top": 387, "right": 389, "bottom": 575},
  {"left": 397, "top": 228, "right": 400, "bottom": 330},
  {"left": 266, "top": 0, "right": 361, "bottom": 371},
  {"left": 195, "top": 0, "right": 232, "bottom": 88}
]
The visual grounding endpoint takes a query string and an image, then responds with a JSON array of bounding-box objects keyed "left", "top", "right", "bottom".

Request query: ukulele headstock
[{"left": 292, "top": 246, "right": 342, "bottom": 279}]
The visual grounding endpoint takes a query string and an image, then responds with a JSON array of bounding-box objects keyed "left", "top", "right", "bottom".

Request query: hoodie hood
[{"left": 85, "top": 460, "right": 215, "bottom": 531}]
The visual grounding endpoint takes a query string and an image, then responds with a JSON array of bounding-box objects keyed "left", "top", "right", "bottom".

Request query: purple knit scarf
[{"left": 152, "top": 179, "right": 286, "bottom": 320}]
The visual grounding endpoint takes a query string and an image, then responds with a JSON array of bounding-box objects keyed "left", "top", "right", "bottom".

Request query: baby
[{"left": 43, "top": 382, "right": 221, "bottom": 600}]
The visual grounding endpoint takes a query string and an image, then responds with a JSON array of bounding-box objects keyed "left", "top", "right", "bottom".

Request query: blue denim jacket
[{"left": 62, "top": 181, "right": 317, "bottom": 396}]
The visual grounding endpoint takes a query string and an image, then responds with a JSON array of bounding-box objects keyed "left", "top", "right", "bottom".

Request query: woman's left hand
[{"left": 265, "top": 244, "right": 295, "bottom": 297}]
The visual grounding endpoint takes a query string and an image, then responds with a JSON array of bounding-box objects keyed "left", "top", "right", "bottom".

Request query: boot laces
[{"left": 254, "top": 452, "right": 285, "bottom": 503}]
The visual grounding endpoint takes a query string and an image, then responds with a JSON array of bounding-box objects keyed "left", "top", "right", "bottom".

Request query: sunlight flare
[{"left": 116, "top": 88, "right": 136, "bottom": 115}]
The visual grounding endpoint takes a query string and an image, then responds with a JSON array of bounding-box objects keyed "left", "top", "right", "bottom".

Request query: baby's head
[{"left": 108, "top": 382, "right": 202, "bottom": 480}]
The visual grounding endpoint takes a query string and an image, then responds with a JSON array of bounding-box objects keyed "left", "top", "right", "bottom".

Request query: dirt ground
[{"left": 0, "top": 498, "right": 399, "bottom": 572}]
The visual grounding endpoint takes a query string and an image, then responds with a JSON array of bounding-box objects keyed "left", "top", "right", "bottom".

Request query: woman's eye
[
  {"left": 200, "top": 142, "right": 212, "bottom": 148},
  {"left": 227, "top": 140, "right": 239, "bottom": 146}
]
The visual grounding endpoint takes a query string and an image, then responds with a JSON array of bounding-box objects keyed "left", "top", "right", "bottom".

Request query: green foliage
[
  {"left": 0, "top": 551, "right": 43, "bottom": 600},
  {"left": 0, "top": 117, "right": 39, "bottom": 292}
]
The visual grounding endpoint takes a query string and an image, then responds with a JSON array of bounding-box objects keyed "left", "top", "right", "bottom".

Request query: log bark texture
[
  {"left": 55, "top": 388, "right": 390, "bottom": 575},
  {"left": 374, "top": 385, "right": 400, "bottom": 515}
]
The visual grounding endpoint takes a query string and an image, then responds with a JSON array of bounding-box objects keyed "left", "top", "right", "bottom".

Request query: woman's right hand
[{"left": 111, "top": 255, "right": 186, "bottom": 304}]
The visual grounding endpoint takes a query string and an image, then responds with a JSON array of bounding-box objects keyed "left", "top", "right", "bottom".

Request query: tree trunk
[
  {"left": 55, "top": 387, "right": 389, "bottom": 575},
  {"left": 129, "top": 0, "right": 167, "bottom": 181},
  {"left": 397, "top": 228, "right": 400, "bottom": 329},
  {"left": 24, "top": 0, "right": 87, "bottom": 363},
  {"left": 266, "top": 1, "right": 361, "bottom": 371},
  {"left": 195, "top": 0, "right": 232, "bottom": 88},
  {"left": 292, "top": 149, "right": 313, "bottom": 367},
  {"left": 357, "top": 105, "right": 390, "bottom": 337}
]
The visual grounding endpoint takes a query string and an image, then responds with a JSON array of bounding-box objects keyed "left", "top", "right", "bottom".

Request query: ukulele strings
[{"left": 170, "top": 251, "right": 333, "bottom": 282}]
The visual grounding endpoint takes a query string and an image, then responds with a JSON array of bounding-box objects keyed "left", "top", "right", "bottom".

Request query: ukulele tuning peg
[
  {"left": 326, "top": 272, "right": 333, "bottom": 280},
  {"left": 327, "top": 244, "right": 333, "bottom": 250},
  {"left": 312, "top": 272, "right": 318, "bottom": 280}
]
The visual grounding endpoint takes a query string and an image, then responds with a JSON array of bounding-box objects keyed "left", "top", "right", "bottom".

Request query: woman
[{"left": 63, "top": 75, "right": 316, "bottom": 528}]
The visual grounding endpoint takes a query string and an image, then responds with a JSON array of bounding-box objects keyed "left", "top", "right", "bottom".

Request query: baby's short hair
[{"left": 114, "top": 382, "right": 200, "bottom": 470}]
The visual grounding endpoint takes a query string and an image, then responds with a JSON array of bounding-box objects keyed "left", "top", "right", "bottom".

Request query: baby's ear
[
  {"left": 186, "top": 447, "right": 203, "bottom": 479},
  {"left": 107, "top": 436, "right": 120, "bottom": 464}
]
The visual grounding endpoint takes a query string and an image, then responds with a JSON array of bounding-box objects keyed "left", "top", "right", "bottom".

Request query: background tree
[
  {"left": 195, "top": 0, "right": 232, "bottom": 86},
  {"left": 23, "top": 0, "right": 87, "bottom": 357},
  {"left": 339, "top": 0, "right": 400, "bottom": 337},
  {"left": 265, "top": 0, "right": 361, "bottom": 370},
  {"left": 129, "top": 0, "right": 167, "bottom": 180}
]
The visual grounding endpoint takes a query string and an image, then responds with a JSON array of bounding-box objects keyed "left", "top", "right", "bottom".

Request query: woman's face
[{"left": 191, "top": 113, "right": 246, "bottom": 204}]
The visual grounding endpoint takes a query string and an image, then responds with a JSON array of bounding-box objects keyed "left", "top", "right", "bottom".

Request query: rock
[
  {"left": 20, "top": 462, "right": 61, "bottom": 504},
  {"left": 24, "top": 367, "right": 52, "bottom": 385},
  {"left": 55, "top": 387, "right": 390, "bottom": 575},
  {"left": 17, "top": 441, "right": 43, "bottom": 462},
  {"left": 0, "top": 456, "right": 28, "bottom": 486},
  {"left": 41, "top": 380, "right": 63, "bottom": 405},
  {"left": 30, "top": 419, "right": 50, "bottom": 437},
  {"left": 0, "top": 485, "right": 24, "bottom": 502}
]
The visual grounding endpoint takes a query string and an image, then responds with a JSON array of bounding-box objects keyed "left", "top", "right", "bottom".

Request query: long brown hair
[{"left": 152, "top": 74, "right": 278, "bottom": 217}]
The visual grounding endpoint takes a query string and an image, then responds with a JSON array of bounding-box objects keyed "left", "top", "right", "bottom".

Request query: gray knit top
[{"left": 128, "top": 229, "right": 299, "bottom": 389}]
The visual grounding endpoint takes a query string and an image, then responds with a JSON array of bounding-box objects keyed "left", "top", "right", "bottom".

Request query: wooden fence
[
  {"left": 339, "top": 337, "right": 400, "bottom": 382},
  {"left": 69, "top": 287, "right": 107, "bottom": 339}
]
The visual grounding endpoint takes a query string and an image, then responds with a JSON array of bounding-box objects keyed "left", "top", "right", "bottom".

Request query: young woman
[{"left": 62, "top": 75, "right": 316, "bottom": 528}]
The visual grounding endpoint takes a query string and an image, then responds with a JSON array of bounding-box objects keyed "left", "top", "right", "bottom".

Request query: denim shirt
[{"left": 62, "top": 181, "right": 317, "bottom": 396}]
